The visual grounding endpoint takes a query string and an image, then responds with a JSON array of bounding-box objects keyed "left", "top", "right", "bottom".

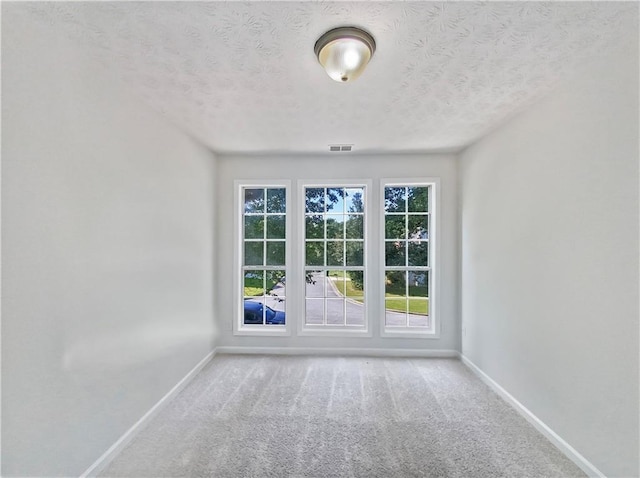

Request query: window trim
[
  {"left": 297, "top": 179, "right": 373, "bottom": 337},
  {"left": 233, "top": 180, "right": 292, "bottom": 336},
  {"left": 380, "top": 178, "right": 440, "bottom": 338}
]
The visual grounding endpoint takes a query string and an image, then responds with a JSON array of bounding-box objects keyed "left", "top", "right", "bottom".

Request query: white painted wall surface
[
  {"left": 460, "top": 49, "right": 639, "bottom": 477},
  {"left": 216, "top": 154, "right": 459, "bottom": 352},
  {"left": 2, "top": 8, "right": 217, "bottom": 476}
]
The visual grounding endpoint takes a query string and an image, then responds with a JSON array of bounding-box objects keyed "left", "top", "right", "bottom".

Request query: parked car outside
[{"left": 243, "top": 300, "right": 285, "bottom": 325}]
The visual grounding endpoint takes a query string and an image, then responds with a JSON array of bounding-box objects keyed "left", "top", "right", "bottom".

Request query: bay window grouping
[{"left": 236, "top": 180, "right": 436, "bottom": 336}]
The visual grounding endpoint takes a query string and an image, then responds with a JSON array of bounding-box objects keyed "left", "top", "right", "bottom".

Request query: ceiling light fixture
[{"left": 314, "top": 26, "right": 376, "bottom": 83}]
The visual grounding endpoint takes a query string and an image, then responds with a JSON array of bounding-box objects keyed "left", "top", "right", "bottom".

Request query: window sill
[
  {"left": 298, "top": 326, "right": 372, "bottom": 338},
  {"left": 380, "top": 327, "right": 439, "bottom": 339},
  {"left": 234, "top": 325, "right": 290, "bottom": 337}
]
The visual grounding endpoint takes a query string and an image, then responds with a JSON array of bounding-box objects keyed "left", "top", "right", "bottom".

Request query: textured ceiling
[{"left": 14, "top": 2, "right": 638, "bottom": 154}]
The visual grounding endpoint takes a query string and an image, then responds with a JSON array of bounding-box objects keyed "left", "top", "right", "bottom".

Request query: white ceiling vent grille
[{"left": 329, "top": 144, "right": 353, "bottom": 152}]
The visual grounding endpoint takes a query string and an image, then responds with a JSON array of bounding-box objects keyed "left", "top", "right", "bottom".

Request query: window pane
[
  {"left": 385, "top": 215, "right": 405, "bottom": 239},
  {"left": 407, "top": 215, "right": 428, "bottom": 240},
  {"left": 328, "top": 271, "right": 345, "bottom": 296},
  {"left": 346, "top": 271, "right": 364, "bottom": 297},
  {"left": 408, "top": 300, "right": 429, "bottom": 327},
  {"left": 266, "top": 188, "right": 286, "bottom": 213},
  {"left": 266, "top": 270, "right": 286, "bottom": 297},
  {"left": 408, "top": 241, "right": 428, "bottom": 266},
  {"left": 345, "top": 188, "right": 364, "bottom": 213},
  {"left": 244, "top": 241, "right": 264, "bottom": 265},
  {"left": 305, "top": 242, "right": 324, "bottom": 266},
  {"left": 327, "top": 241, "right": 344, "bottom": 266},
  {"left": 408, "top": 271, "right": 429, "bottom": 297},
  {"left": 326, "top": 188, "right": 344, "bottom": 213},
  {"left": 345, "top": 241, "right": 364, "bottom": 266},
  {"left": 244, "top": 188, "right": 264, "bottom": 213},
  {"left": 346, "top": 271, "right": 365, "bottom": 325},
  {"left": 385, "top": 187, "right": 406, "bottom": 213},
  {"left": 244, "top": 270, "right": 264, "bottom": 297},
  {"left": 385, "top": 298, "right": 408, "bottom": 313},
  {"left": 264, "top": 299, "right": 285, "bottom": 325},
  {"left": 408, "top": 314, "right": 428, "bottom": 327},
  {"left": 385, "top": 241, "right": 406, "bottom": 266},
  {"left": 244, "top": 216, "right": 264, "bottom": 239},
  {"left": 305, "top": 299, "right": 324, "bottom": 324},
  {"left": 346, "top": 298, "right": 365, "bottom": 326},
  {"left": 305, "top": 188, "right": 324, "bottom": 213},
  {"left": 385, "top": 299, "right": 407, "bottom": 326},
  {"left": 385, "top": 270, "right": 406, "bottom": 296},
  {"left": 326, "top": 299, "right": 344, "bottom": 325},
  {"left": 326, "top": 216, "right": 344, "bottom": 239},
  {"left": 266, "top": 215, "right": 286, "bottom": 239},
  {"left": 345, "top": 214, "right": 363, "bottom": 239},
  {"left": 411, "top": 298, "right": 429, "bottom": 316},
  {"left": 266, "top": 241, "right": 285, "bottom": 265},
  {"left": 305, "top": 270, "right": 324, "bottom": 297},
  {"left": 408, "top": 186, "right": 428, "bottom": 212},
  {"left": 305, "top": 215, "right": 324, "bottom": 239},
  {"left": 385, "top": 271, "right": 407, "bottom": 326},
  {"left": 244, "top": 299, "right": 264, "bottom": 325}
]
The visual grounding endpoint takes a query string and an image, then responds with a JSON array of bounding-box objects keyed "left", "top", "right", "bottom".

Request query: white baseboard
[
  {"left": 460, "top": 354, "right": 604, "bottom": 478},
  {"left": 216, "top": 346, "right": 459, "bottom": 358},
  {"left": 80, "top": 349, "right": 217, "bottom": 478}
]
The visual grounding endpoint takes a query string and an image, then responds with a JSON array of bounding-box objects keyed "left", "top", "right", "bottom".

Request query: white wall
[
  {"left": 459, "top": 47, "right": 639, "bottom": 477},
  {"left": 216, "top": 154, "right": 459, "bottom": 352},
  {"left": 2, "top": 7, "right": 217, "bottom": 476}
]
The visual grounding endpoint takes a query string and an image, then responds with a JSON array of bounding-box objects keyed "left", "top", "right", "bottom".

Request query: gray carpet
[{"left": 99, "top": 355, "right": 586, "bottom": 477}]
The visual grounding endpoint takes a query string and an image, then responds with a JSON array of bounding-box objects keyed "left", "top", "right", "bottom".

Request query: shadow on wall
[{"left": 62, "top": 324, "right": 217, "bottom": 373}]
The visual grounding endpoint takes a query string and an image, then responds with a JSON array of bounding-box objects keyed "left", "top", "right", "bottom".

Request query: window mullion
[
  {"left": 404, "top": 194, "right": 409, "bottom": 327},
  {"left": 262, "top": 188, "right": 267, "bottom": 325}
]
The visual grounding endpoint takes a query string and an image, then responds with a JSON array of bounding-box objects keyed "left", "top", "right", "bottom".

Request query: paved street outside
[
  {"left": 305, "top": 272, "right": 364, "bottom": 325},
  {"left": 247, "top": 273, "right": 428, "bottom": 327},
  {"left": 305, "top": 272, "right": 428, "bottom": 327}
]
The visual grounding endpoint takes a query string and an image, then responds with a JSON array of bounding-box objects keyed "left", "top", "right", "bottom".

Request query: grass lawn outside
[
  {"left": 328, "top": 270, "right": 347, "bottom": 278},
  {"left": 385, "top": 294, "right": 429, "bottom": 315},
  {"left": 243, "top": 274, "right": 283, "bottom": 297},
  {"left": 243, "top": 276, "right": 264, "bottom": 296},
  {"left": 330, "top": 275, "right": 364, "bottom": 299},
  {"left": 385, "top": 279, "right": 429, "bottom": 314},
  {"left": 328, "top": 271, "right": 429, "bottom": 315}
]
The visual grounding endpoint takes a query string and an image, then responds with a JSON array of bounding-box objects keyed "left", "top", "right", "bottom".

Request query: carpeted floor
[{"left": 99, "top": 355, "right": 586, "bottom": 477}]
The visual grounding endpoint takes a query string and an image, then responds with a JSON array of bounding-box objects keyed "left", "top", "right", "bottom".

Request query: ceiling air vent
[{"left": 329, "top": 144, "right": 353, "bottom": 152}]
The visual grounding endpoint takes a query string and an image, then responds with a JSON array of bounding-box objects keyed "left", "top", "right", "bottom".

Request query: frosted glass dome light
[{"left": 314, "top": 27, "right": 376, "bottom": 83}]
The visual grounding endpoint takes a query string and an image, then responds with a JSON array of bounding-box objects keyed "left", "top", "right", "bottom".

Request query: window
[
  {"left": 235, "top": 182, "right": 290, "bottom": 335},
  {"left": 382, "top": 181, "right": 437, "bottom": 336},
  {"left": 302, "top": 183, "right": 369, "bottom": 334},
  {"left": 234, "top": 178, "right": 437, "bottom": 338}
]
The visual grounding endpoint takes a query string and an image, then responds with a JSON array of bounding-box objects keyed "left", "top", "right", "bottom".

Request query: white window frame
[
  {"left": 233, "top": 180, "right": 292, "bottom": 336},
  {"left": 298, "top": 179, "right": 373, "bottom": 337},
  {"left": 380, "top": 178, "right": 440, "bottom": 338}
]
